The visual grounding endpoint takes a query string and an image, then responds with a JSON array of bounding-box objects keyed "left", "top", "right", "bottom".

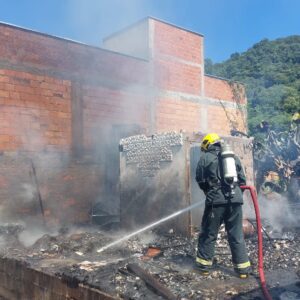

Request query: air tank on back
[{"left": 221, "top": 143, "right": 238, "bottom": 193}]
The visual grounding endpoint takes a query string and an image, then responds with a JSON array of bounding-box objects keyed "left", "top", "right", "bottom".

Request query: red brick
[
  {"left": 205, "top": 76, "right": 246, "bottom": 104},
  {"left": 0, "top": 134, "right": 10, "bottom": 143},
  {"left": 0, "top": 90, "right": 9, "bottom": 98}
]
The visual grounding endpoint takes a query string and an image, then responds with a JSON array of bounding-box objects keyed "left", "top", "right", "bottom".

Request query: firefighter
[{"left": 195, "top": 133, "right": 251, "bottom": 278}]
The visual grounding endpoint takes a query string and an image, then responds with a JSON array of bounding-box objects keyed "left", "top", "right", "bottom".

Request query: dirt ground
[{"left": 0, "top": 222, "right": 299, "bottom": 300}]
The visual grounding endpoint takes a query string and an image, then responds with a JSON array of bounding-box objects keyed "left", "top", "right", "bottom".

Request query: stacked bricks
[
  {"left": 153, "top": 20, "right": 203, "bottom": 95},
  {"left": 206, "top": 105, "right": 247, "bottom": 135},
  {"left": 151, "top": 19, "right": 204, "bottom": 134},
  {"left": 156, "top": 98, "right": 200, "bottom": 133},
  {"left": 82, "top": 85, "right": 150, "bottom": 150},
  {"left": 0, "top": 69, "right": 71, "bottom": 152},
  {"left": 204, "top": 76, "right": 247, "bottom": 134},
  {"left": 154, "top": 59, "right": 202, "bottom": 94},
  {"left": 205, "top": 75, "right": 246, "bottom": 103}
]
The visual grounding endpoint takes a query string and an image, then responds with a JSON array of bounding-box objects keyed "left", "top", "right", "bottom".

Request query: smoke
[
  {"left": 0, "top": 236, "right": 5, "bottom": 250},
  {"left": 138, "top": 231, "right": 158, "bottom": 244},
  {"left": 66, "top": 1, "right": 158, "bottom": 224},
  {"left": 66, "top": 0, "right": 155, "bottom": 46},
  {"left": 243, "top": 191, "right": 299, "bottom": 234},
  {"left": 87, "top": 85, "right": 152, "bottom": 218},
  {"left": 18, "top": 225, "right": 56, "bottom": 248},
  {"left": 0, "top": 152, "right": 71, "bottom": 225},
  {"left": 20, "top": 183, "right": 37, "bottom": 203},
  {"left": 259, "top": 194, "right": 299, "bottom": 233}
]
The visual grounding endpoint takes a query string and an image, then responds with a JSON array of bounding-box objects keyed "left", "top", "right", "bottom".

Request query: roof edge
[
  {"left": 0, "top": 21, "right": 148, "bottom": 62},
  {"left": 149, "top": 16, "right": 204, "bottom": 37},
  {"left": 204, "top": 73, "right": 245, "bottom": 86},
  {"left": 103, "top": 16, "right": 204, "bottom": 41}
]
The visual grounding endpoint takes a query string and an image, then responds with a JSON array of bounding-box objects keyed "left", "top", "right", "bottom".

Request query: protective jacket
[
  {"left": 195, "top": 144, "right": 250, "bottom": 275},
  {"left": 195, "top": 144, "right": 246, "bottom": 205}
]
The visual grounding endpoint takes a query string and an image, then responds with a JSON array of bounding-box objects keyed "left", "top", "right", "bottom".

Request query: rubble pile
[
  {"left": 216, "top": 225, "right": 300, "bottom": 272},
  {"left": 231, "top": 113, "right": 300, "bottom": 203},
  {"left": 0, "top": 224, "right": 299, "bottom": 299},
  {"left": 251, "top": 116, "right": 300, "bottom": 199},
  {"left": 0, "top": 223, "right": 25, "bottom": 237}
]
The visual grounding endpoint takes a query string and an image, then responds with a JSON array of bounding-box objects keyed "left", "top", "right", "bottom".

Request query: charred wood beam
[
  {"left": 30, "top": 159, "right": 46, "bottom": 226},
  {"left": 71, "top": 82, "right": 83, "bottom": 158},
  {"left": 127, "top": 263, "right": 178, "bottom": 300}
]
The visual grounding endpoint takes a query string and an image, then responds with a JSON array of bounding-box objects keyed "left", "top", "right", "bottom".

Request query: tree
[{"left": 206, "top": 35, "right": 300, "bottom": 137}]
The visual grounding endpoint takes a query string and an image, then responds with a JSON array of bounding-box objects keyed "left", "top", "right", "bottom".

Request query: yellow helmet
[
  {"left": 292, "top": 112, "right": 300, "bottom": 122},
  {"left": 201, "top": 133, "right": 221, "bottom": 151}
]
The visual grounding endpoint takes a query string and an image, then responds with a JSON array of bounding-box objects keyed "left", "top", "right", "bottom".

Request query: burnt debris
[
  {"left": 0, "top": 224, "right": 299, "bottom": 299},
  {"left": 250, "top": 117, "right": 300, "bottom": 200}
]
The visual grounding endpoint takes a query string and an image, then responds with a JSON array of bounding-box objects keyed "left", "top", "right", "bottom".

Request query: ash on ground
[{"left": 0, "top": 223, "right": 299, "bottom": 300}]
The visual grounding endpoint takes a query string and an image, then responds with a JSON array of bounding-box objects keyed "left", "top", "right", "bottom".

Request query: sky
[{"left": 0, "top": 0, "right": 299, "bottom": 62}]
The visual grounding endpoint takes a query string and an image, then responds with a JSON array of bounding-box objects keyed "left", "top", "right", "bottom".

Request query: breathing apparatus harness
[
  {"left": 220, "top": 142, "right": 238, "bottom": 195},
  {"left": 206, "top": 141, "right": 238, "bottom": 196},
  {"left": 204, "top": 141, "right": 238, "bottom": 218}
]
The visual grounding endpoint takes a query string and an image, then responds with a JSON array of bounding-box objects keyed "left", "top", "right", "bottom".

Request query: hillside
[{"left": 205, "top": 36, "right": 300, "bottom": 136}]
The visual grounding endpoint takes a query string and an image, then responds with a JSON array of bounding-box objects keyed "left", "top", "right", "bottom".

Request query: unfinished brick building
[{"left": 0, "top": 17, "right": 251, "bottom": 226}]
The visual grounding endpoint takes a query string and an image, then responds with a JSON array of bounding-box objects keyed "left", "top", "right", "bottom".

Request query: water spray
[{"left": 97, "top": 201, "right": 202, "bottom": 253}]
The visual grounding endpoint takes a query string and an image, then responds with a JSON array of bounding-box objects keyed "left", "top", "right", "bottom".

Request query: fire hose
[{"left": 240, "top": 185, "right": 273, "bottom": 300}]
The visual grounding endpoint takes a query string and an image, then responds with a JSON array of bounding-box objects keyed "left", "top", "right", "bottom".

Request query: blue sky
[{"left": 0, "top": 0, "right": 299, "bottom": 62}]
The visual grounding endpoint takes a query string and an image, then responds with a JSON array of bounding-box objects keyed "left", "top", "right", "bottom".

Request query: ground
[{"left": 0, "top": 223, "right": 299, "bottom": 299}]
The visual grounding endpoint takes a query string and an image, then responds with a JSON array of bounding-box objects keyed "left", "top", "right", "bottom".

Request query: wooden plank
[
  {"left": 71, "top": 81, "right": 83, "bottom": 158},
  {"left": 127, "top": 263, "right": 178, "bottom": 300}
]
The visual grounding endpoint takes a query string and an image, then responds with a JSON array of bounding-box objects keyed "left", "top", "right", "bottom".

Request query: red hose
[{"left": 240, "top": 185, "right": 273, "bottom": 300}]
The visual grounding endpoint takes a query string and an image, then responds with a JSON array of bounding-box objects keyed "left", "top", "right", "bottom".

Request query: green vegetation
[{"left": 205, "top": 36, "right": 300, "bottom": 136}]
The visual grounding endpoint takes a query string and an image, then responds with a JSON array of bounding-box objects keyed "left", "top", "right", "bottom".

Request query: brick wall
[
  {"left": 206, "top": 104, "right": 247, "bottom": 135},
  {"left": 82, "top": 85, "right": 149, "bottom": 150},
  {"left": 0, "top": 25, "right": 150, "bottom": 150},
  {"left": 156, "top": 97, "right": 200, "bottom": 132},
  {"left": 150, "top": 19, "right": 247, "bottom": 136},
  {"left": 0, "top": 23, "right": 150, "bottom": 225},
  {"left": 0, "top": 69, "right": 71, "bottom": 152},
  {"left": 205, "top": 75, "right": 246, "bottom": 104},
  {"left": 0, "top": 153, "right": 101, "bottom": 225},
  {"left": 152, "top": 20, "right": 203, "bottom": 66},
  {"left": 0, "top": 24, "right": 148, "bottom": 86},
  {"left": 0, "top": 18, "right": 251, "bottom": 226},
  {"left": 154, "top": 59, "right": 202, "bottom": 95},
  {"left": 152, "top": 19, "right": 203, "bottom": 95},
  {"left": 0, "top": 257, "right": 115, "bottom": 299}
]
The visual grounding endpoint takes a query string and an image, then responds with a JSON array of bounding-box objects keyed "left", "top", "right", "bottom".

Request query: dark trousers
[{"left": 197, "top": 203, "right": 249, "bottom": 266}]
